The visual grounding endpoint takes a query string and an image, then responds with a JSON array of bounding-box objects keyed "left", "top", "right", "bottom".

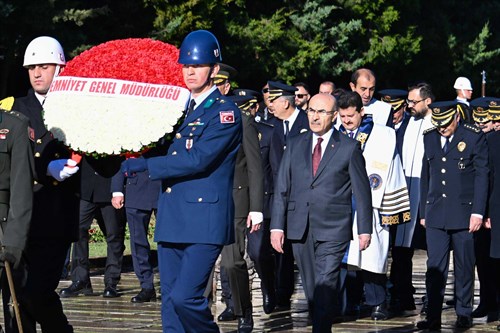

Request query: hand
[
  {"left": 420, "top": 219, "right": 426, "bottom": 228},
  {"left": 484, "top": 218, "right": 491, "bottom": 229},
  {"left": 270, "top": 231, "right": 285, "bottom": 254},
  {"left": 247, "top": 212, "right": 263, "bottom": 233},
  {"left": 121, "top": 158, "right": 147, "bottom": 177},
  {"left": 47, "top": 159, "right": 79, "bottom": 181},
  {"left": 111, "top": 196, "right": 124, "bottom": 209},
  {"left": 0, "top": 246, "right": 22, "bottom": 269},
  {"left": 469, "top": 215, "right": 482, "bottom": 233},
  {"left": 358, "top": 234, "right": 371, "bottom": 251}
]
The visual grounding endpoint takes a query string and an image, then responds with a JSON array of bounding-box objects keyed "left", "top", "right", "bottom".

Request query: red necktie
[{"left": 312, "top": 137, "right": 323, "bottom": 176}]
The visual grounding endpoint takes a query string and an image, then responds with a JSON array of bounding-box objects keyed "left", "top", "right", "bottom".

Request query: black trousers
[{"left": 72, "top": 200, "right": 125, "bottom": 285}]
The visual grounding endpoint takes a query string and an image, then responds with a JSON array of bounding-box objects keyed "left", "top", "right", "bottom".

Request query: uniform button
[
  {"left": 35, "top": 152, "right": 41, "bottom": 157},
  {"left": 2, "top": 217, "right": 6, "bottom": 221},
  {"left": 94, "top": 172, "right": 98, "bottom": 175},
  {"left": 442, "top": 180, "right": 446, "bottom": 185},
  {"left": 191, "top": 127, "right": 196, "bottom": 131},
  {"left": 165, "top": 187, "right": 171, "bottom": 193},
  {"left": 442, "top": 157, "right": 446, "bottom": 162},
  {"left": 52, "top": 181, "right": 59, "bottom": 186},
  {"left": 198, "top": 198, "right": 203, "bottom": 202},
  {"left": 442, "top": 193, "right": 447, "bottom": 198},
  {"left": 264, "top": 191, "right": 268, "bottom": 195},
  {"left": 189, "top": 133, "right": 193, "bottom": 137},
  {"left": 54, "top": 153, "right": 60, "bottom": 158},
  {"left": 175, "top": 133, "right": 181, "bottom": 139},
  {"left": 33, "top": 180, "right": 38, "bottom": 185},
  {"left": 441, "top": 168, "right": 446, "bottom": 174},
  {"left": 36, "top": 139, "right": 42, "bottom": 144},
  {"left": 172, "top": 151, "right": 177, "bottom": 155}
]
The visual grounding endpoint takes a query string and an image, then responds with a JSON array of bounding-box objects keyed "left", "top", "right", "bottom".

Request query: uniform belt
[{"left": 0, "top": 190, "right": 10, "bottom": 204}]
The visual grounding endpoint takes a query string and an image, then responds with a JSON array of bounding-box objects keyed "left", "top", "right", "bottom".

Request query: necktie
[
  {"left": 443, "top": 137, "right": 450, "bottom": 154},
  {"left": 312, "top": 137, "right": 323, "bottom": 176},
  {"left": 349, "top": 131, "right": 354, "bottom": 138},
  {"left": 186, "top": 99, "right": 196, "bottom": 116},
  {"left": 284, "top": 120, "right": 290, "bottom": 143}
]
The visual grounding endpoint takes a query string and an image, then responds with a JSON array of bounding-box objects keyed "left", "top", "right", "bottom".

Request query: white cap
[
  {"left": 453, "top": 77, "right": 472, "bottom": 90},
  {"left": 23, "top": 36, "right": 66, "bottom": 67}
]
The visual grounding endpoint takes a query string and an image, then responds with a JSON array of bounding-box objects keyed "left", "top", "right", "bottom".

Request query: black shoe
[
  {"left": 103, "top": 285, "right": 119, "bottom": 298},
  {"left": 131, "top": 288, "right": 156, "bottom": 303},
  {"left": 237, "top": 307, "right": 253, "bottom": 333},
  {"left": 420, "top": 296, "right": 428, "bottom": 315},
  {"left": 371, "top": 302, "right": 389, "bottom": 320},
  {"left": 217, "top": 306, "right": 237, "bottom": 321},
  {"left": 497, "top": 323, "right": 500, "bottom": 331},
  {"left": 416, "top": 318, "right": 442, "bottom": 331},
  {"left": 59, "top": 280, "right": 93, "bottom": 297},
  {"left": 275, "top": 300, "right": 291, "bottom": 311},
  {"left": 455, "top": 315, "right": 472, "bottom": 329},
  {"left": 445, "top": 298, "right": 456, "bottom": 306},
  {"left": 262, "top": 292, "right": 276, "bottom": 314}
]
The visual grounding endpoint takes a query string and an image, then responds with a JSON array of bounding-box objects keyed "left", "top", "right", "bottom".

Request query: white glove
[
  {"left": 47, "top": 159, "right": 79, "bottom": 181},
  {"left": 248, "top": 211, "right": 264, "bottom": 226}
]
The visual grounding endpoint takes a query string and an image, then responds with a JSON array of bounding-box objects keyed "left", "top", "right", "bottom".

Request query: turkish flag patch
[{"left": 219, "top": 111, "right": 235, "bottom": 124}]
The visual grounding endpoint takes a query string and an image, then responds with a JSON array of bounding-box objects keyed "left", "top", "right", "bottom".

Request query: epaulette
[
  {"left": 463, "top": 123, "right": 482, "bottom": 134},
  {"left": 204, "top": 98, "right": 217, "bottom": 108},
  {"left": 423, "top": 127, "right": 437, "bottom": 135},
  {"left": 0, "top": 96, "right": 15, "bottom": 111}
]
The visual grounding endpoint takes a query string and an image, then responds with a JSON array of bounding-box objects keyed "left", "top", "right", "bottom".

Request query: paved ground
[{"left": 1, "top": 249, "right": 499, "bottom": 332}]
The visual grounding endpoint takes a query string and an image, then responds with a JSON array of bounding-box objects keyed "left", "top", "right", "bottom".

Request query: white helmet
[
  {"left": 453, "top": 77, "right": 472, "bottom": 90},
  {"left": 23, "top": 36, "right": 66, "bottom": 67}
]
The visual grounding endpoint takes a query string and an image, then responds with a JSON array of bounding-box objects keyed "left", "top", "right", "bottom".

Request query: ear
[
  {"left": 360, "top": 106, "right": 365, "bottom": 117},
  {"left": 331, "top": 111, "right": 338, "bottom": 123},
  {"left": 349, "top": 82, "right": 356, "bottom": 92},
  {"left": 210, "top": 64, "right": 220, "bottom": 78}
]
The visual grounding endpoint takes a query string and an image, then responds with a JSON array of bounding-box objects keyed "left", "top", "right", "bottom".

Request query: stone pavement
[{"left": 1, "top": 250, "right": 499, "bottom": 332}]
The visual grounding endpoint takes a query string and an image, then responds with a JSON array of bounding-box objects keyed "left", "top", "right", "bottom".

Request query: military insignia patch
[
  {"left": 457, "top": 141, "right": 466, "bottom": 152},
  {"left": 0, "top": 129, "right": 8, "bottom": 140},
  {"left": 186, "top": 138, "right": 193, "bottom": 150},
  {"left": 220, "top": 111, "right": 235, "bottom": 124},
  {"left": 28, "top": 127, "right": 35, "bottom": 141},
  {"left": 369, "top": 173, "right": 383, "bottom": 190}
]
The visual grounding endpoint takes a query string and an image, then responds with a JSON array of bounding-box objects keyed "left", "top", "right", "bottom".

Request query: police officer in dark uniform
[
  {"left": 0, "top": 108, "right": 33, "bottom": 332},
  {"left": 121, "top": 30, "right": 242, "bottom": 333},
  {"left": 417, "top": 101, "right": 489, "bottom": 331},
  {"left": 1, "top": 36, "right": 80, "bottom": 333}
]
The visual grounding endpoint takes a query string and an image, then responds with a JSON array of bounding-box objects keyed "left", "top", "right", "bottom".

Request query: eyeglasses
[
  {"left": 295, "top": 94, "right": 308, "bottom": 99},
  {"left": 262, "top": 88, "right": 269, "bottom": 94},
  {"left": 306, "top": 108, "right": 334, "bottom": 116},
  {"left": 406, "top": 99, "right": 424, "bottom": 106}
]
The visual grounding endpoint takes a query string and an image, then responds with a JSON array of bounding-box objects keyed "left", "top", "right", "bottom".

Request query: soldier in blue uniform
[
  {"left": 121, "top": 30, "right": 242, "bottom": 332},
  {"left": 417, "top": 101, "right": 489, "bottom": 331}
]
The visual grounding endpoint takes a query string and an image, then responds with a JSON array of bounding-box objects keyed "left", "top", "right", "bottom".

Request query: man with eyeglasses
[
  {"left": 417, "top": 101, "right": 488, "bottom": 331},
  {"left": 390, "top": 82, "right": 435, "bottom": 313},
  {"left": 336, "top": 91, "right": 410, "bottom": 321},
  {"left": 256, "top": 83, "right": 274, "bottom": 122},
  {"left": 267, "top": 80, "right": 310, "bottom": 310},
  {"left": 271, "top": 93, "right": 372, "bottom": 332},
  {"left": 293, "top": 82, "right": 311, "bottom": 111},
  {"left": 349, "top": 68, "right": 393, "bottom": 127}
]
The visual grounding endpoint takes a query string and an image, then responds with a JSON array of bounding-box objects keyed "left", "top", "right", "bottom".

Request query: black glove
[{"left": 0, "top": 246, "right": 23, "bottom": 269}]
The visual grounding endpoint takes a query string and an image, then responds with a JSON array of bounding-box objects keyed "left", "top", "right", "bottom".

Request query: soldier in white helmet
[
  {"left": 454, "top": 76, "right": 474, "bottom": 124},
  {"left": 0, "top": 36, "right": 78, "bottom": 333}
]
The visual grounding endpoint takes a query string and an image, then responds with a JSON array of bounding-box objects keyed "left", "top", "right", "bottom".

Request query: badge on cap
[
  {"left": 220, "top": 111, "right": 235, "bottom": 124},
  {"left": 457, "top": 141, "right": 466, "bottom": 152}
]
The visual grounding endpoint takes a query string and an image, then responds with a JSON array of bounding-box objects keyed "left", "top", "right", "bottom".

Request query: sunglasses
[
  {"left": 262, "top": 88, "right": 269, "bottom": 94},
  {"left": 295, "top": 94, "right": 308, "bottom": 99}
]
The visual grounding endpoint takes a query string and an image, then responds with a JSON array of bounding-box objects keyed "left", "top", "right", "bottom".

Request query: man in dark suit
[
  {"left": 121, "top": 30, "right": 242, "bottom": 332},
  {"left": 0, "top": 108, "right": 33, "bottom": 331},
  {"left": 267, "top": 80, "right": 310, "bottom": 309},
  {"left": 1, "top": 36, "right": 79, "bottom": 333},
  {"left": 417, "top": 101, "right": 489, "bottom": 331},
  {"left": 271, "top": 93, "right": 373, "bottom": 333}
]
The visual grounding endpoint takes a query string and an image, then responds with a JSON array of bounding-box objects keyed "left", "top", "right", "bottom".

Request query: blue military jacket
[
  {"left": 147, "top": 88, "right": 242, "bottom": 246},
  {"left": 420, "top": 124, "right": 489, "bottom": 229}
]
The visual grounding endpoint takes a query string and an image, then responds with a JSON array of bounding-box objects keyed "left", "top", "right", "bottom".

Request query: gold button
[
  {"left": 189, "top": 133, "right": 193, "bottom": 137},
  {"left": 54, "top": 153, "right": 60, "bottom": 158},
  {"left": 238, "top": 186, "right": 242, "bottom": 189},
  {"left": 33, "top": 180, "right": 38, "bottom": 185},
  {"left": 165, "top": 187, "right": 171, "bottom": 193},
  {"left": 52, "top": 181, "right": 59, "bottom": 186},
  {"left": 442, "top": 193, "right": 447, "bottom": 198},
  {"left": 442, "top": 180, "right": 446, "bottom": 185},
  {"left": 198, "top": 198, "right": 203, "bottom": 202},
  {"left": 175, "top": 133, "right": 181, "bottom": 139},
  {"left": 172, "top": 151, "right": 177, "bottom": 155},
  {"left": 35, "top": 152, "right": 41, "bottom": 157},
  {"left": 441, "top": 168, "right": 446, "bottom": 174},
  {"left": 442, "top": 157, "right": 446, "bottom": 162},
  {"left": 36, "top": 139, "right": 42, "bottom": 144}
]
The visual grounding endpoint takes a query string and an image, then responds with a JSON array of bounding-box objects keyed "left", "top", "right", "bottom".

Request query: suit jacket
[
  {"left": 256, "top": 120, "right": 275, "bottom": 219},
  {"left": 80, "top": 155, "right": 123, "bottom": 203},
  {"left": 268, "top": 109, "right": 310, "bottom": 181},
  {"left": 12, "top": 89, "right": 80, "bottom": 241},
  {"left": 420, "top": 124, "right": 489, "bottom": 229},
  {"left": 271, "top": 129, "right": 373, "bottom": 242},
  {"left": 487, "top": 131, "right": 500, "bottom": 258},
  {"left": 0, "top": 110, "right": 33, "bottom": 256},
  {"left": 147, "top": 88, "right": 242, "bottom": 246},
  {"left": 233, "top": 113, "right": 264, "bottom": 218}
]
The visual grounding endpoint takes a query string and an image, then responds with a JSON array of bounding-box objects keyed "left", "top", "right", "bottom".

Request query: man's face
[
  {"left": 339, "top": 106, "right": 365, "bottom": 131},
  {"left": 476, "top": 121, "right": 493, "bottom": 133},
  {"left": 262, "top": 84, "right": 271, "bottom": 110},
  {"left": 407, "top": 89, "right": 429, "bottom": 119},
  {"left": 307, "top": 94, "right": 336, "bottom": 136},
  {"left": 319, "top": 83, "right": 334, "bottom": 95},
  {"left": 294, "top": 86, "right": 310, "bottom": 108},
  {"left": 28, "top": 64, "right": 57, "bottom": 95},
  {"left": 462, "top": 89, "right": 473, "bottom": 100},
  {"left": 216, "top": 80, "right": 231, "bottom": 96},
  {"left": 493, "top": 120, "right": 500, "bottom": 132},
  {"left": 392, "top": 105, "right": 406, "bottom": 125},
  {"left": 438, "top": 114, "right": 459, "bottom": 138},
  {"left": 350, "top": 76, "right": 375, "bottom": 106},
  {"left": 182, "top": 64, "right": 217, "bottom": 95}
]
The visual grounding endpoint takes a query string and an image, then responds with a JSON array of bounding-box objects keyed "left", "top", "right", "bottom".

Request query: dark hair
[
  {"left": 350, "top": 68, "right": 376, "bottom": 85},
  {"left": 408, "top": 82, "right": 435, "bottom": 102},
  {"left": 293, "top": 82, "right": 310, "bottom": 93},
  {"left": 337, "top": 91, "right": 363, "bottom": 112}
]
